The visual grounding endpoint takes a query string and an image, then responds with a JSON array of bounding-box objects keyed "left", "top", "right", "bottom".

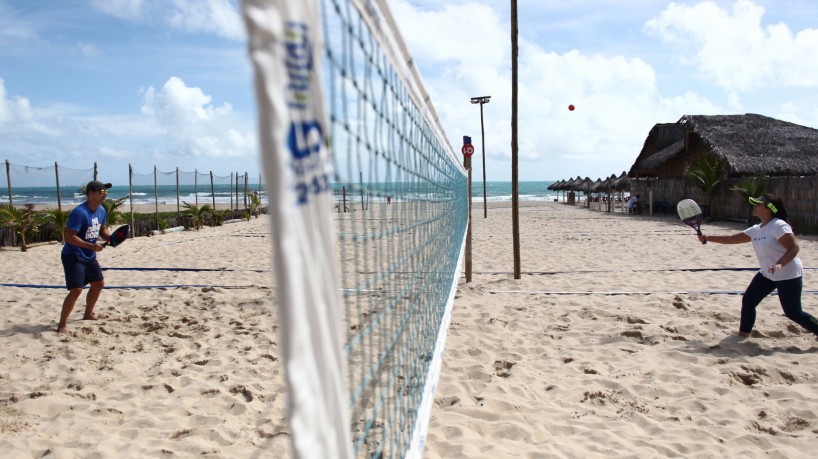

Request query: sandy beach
[
  {"left": 425, "top": 201, "right": 818, "bottom": 458},
  {"left": 2, "top": 201, "right": 818, "bottom": 457}
]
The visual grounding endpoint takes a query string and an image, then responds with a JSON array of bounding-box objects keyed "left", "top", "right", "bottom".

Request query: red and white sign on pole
[{"left": 462, "top": 135, "right": 474, "bottom": 157}]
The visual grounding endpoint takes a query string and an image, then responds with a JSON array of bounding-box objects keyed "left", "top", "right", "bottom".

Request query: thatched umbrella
[
  {"left": 611, "top": 171, "right": 630, "bottom": 192},
  {"left": 610, "top": 171, "right": 630, "bottom": 211},
  {"left": 550, "top": 179, "right": 569, "bottom": 202},
  {"left": 565, "top": 176, "right": 584, "bottom": 204},
  {"left": 597, "top": 174, "right": 618, "bottom": 211},
  {"left": 588, "top": 178, "right": 605, "bottom": 210},
  {"left": 580, "top": 176, "right": 593, "bottom": 207}
]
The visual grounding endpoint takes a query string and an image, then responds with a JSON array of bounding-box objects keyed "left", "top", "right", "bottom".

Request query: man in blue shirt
[{"left": 58, "top": 180, "right": 113, "bottom": 333}]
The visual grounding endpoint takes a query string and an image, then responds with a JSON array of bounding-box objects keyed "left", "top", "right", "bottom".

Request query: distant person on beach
[
  {"left": 697, "top": 194, "right": 818, "bottom": 339},
  {"left": 58, "top": 180, "right": 112, "bottom": 333},
  {"left": 627, "top": 194, "right": 640, "bottom": 214}
]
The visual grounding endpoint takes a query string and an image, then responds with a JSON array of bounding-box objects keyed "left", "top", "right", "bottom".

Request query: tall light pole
[{"left": 470, "top": 96, "right": 490, "bottom": 218}]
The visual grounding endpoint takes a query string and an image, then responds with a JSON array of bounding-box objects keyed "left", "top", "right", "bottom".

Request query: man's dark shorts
[{"left": 61, "top": 253, "right": 104, "bottom": 289}]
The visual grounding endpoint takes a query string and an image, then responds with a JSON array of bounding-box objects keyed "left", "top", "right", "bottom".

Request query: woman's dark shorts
[{"left": 61, "top": 253, "right": 104, "bottom": 289}]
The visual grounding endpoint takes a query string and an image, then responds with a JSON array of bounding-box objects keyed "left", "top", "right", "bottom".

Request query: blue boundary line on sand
[
  {"left": 101, "top": 267, "right": 272, "bottom": 273},
  {"left": 477, "top": 267, "right": 818, "bottom": 275},
  {"left": 0, "top": 284, "right": 264, "bottom": 290},
  {"left": 487, "top": 290, "right": 818, "bottom": 296}
]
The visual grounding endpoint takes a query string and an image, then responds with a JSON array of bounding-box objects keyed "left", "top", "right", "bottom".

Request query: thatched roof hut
[
  {"left": 629, "top": 114, "right": 818, "bottom": 178},
  {"left": 547, "top": 180, "right": 564, "bottom": 191},
  {"left": 592, "top": 175, "right": 616, "bottom": 193},
  {"left": 590, "top": 177, "right": 605, "bottom": 193},
  {"left": 610, "top": 171, "right": 630, "bottom": 191}
]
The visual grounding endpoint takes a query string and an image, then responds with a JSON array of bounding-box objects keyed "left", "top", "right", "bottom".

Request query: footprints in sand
[
  {"left": 750, "top": 411, "right": 814, "bottom": 436},
  {"left": 729, "top": 365, "right": 798, "bottom": 387},
  {"left": 493, "top": 360, "right": 515, "bottom": 378}
]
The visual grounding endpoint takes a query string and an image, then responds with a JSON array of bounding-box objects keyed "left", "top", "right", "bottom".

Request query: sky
[{"left": 1, "top": 0, "right": 817, "bottom": 185}]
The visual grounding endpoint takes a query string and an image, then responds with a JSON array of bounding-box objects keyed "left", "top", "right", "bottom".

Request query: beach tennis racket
[
  {"left": 103, "top": 224, "right": 130, "bottom": 248},
  {"left": 676, "top": 199, "right": 706, "bottom": 244}
]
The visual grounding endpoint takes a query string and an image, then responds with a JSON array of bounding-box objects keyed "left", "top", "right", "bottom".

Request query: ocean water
[
  {"left": 474, "top": 181, "right": 558, "bottom": 202},
  {"left": 0, "top": 181, "right": 559, "bottom": 206},
  {"left": 0, "top": 184, "right": 263, "bottom": 207}
]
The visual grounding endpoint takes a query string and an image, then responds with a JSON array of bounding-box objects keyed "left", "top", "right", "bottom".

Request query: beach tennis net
[{"left": 243, "top": 0, "right": 468, "bottom": 457}]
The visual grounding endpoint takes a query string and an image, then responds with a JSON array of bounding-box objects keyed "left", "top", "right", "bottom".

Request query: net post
[
  {"left": 94, "top": 161, "right": 98, "bottom": 181},
  {"left": 55, "top": 161, "right": 62, "bottom": 212},
  {"left": 6, "top": 159, "right": 13, "bottom": 208},
  {"left": 511, "top": 0, "right": 521, "bottom": 279},
  {"left": 463, "top": 136, "right": 473, "bottom": 283}
]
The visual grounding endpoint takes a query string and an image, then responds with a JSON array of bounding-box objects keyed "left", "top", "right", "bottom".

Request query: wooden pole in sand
[
  {"left": 5, "top": 159, "right": 13, "bottom": 208},
  {"left": 510, "top": 0, "right": 521, "bottom": 279},
  {"left": 175, "top": 167, "right": 180, "bottom": 222},
  {"left": 195, "top": 169, "right": 199, "bottom": 207},
  {"left": 129, "top": 164, "right": 134, "bottom": 236},
  {"left": 229, "top": 172, "right": 234, "bottom": 211},
  {"left": 55, "top": 161, "right": 62, "bottom": 212},
  {"left": 153, "top": 165, "right": 159, "bottom": 231},
  {"left": 210, "top": 172, "right": 216, "bottom": 210}
]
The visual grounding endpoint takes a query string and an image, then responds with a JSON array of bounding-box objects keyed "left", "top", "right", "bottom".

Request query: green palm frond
[
  {"left": 101, "top": 197, "right": 128, "bottom": 225},
  {"left": 182, "top": 201, "right": 213, "bottom": 230},
  {"left": 0, "top": 204, "right": 44, "bottom": 251},
  {"left": 42, "top": 207, "right": 71, "bottom": 243},
  {"left": 730, "top": 175, "right": 768, "bottom": 222},
  {"left": 686, "top": 153, "right": 726, "bottom": 209},
  {"left": 246, "top": 191, "right": 262, "bottom": 218}
]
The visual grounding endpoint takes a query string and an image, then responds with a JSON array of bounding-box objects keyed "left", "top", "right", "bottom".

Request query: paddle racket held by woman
[
  {"left": 677, "top": 199, "right": 706, "bottom": 244},
  {"left": 102, "top": 224, "right": 130, "bottom": 248}
]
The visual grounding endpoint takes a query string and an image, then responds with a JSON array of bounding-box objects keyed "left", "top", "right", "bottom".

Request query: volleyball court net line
[{"left": 243, "top": 0, "right": 468, "bottom": 458}]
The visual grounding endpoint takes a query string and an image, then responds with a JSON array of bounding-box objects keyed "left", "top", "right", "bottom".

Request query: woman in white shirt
[{"left": 698, "top": 195, "right": 818, "bottom": 339}]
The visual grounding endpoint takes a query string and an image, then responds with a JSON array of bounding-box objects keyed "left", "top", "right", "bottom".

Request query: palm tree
[
  {"left": 42, "top": 207, "right": 71, "bottom": 243},
  {"left": 0, "top": 204, "right": 43, "bottom": 252},
  {"left": 182, "top": 201, "right": 213, "bottom": 230},
  {"left": 101, "top": 196, "right": 128, "bottom": 225},
  {"left": 686, "top": 153, "right": 726, "bottom": 218},
  {"left": 246, "top": 191, "right": 262, "bottom": 218},
  {"left": 730, "top": 175, "right": 768, "bottom": 222}
]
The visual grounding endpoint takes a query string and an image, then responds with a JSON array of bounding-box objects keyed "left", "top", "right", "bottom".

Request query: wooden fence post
[
  {"left": 55, "top": 161, "right": 62, "bottom": 212},
  {"left": 5, "top": 159, "right": 12, "bottom": 208}
]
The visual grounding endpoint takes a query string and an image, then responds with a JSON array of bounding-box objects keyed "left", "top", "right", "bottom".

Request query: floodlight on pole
[{"left": 470, "top": 96, "right": 491, "bottom": 218}]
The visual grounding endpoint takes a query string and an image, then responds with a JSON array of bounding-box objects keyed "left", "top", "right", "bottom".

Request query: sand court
[
  {"left": 2, "top": 202, "right": 818, "bottom": 458},
  {"left": 425, "top": 202, "right": 818, "bottom": 458}
]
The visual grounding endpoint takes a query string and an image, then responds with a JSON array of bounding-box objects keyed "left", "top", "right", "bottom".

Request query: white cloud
[
  {"left": 645, "top": 0, "right": 818, "bottom": 91},
  {"left": 90, "top": 0, "right": 244, "bottom": 41},
  {"left": 168, "top": 0, "right": 244, "bottom": 41},
  {"left": 390, "top": 0, "right": 719, "bottom": 179},
  {"left": 89, "top": 0, "right": 145, "bottom": 20},
  {"left": 0, "top": 77, "right": 37, "bottom": 125},
  {"left": 139, "top": 76, "right": 252, "bottom": 158},
  {"left": 77, "top": 41, "right": 99, "bottom": 56},
  {"left": 1, "top": 74, "right": 255, "bottom": 176}
]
